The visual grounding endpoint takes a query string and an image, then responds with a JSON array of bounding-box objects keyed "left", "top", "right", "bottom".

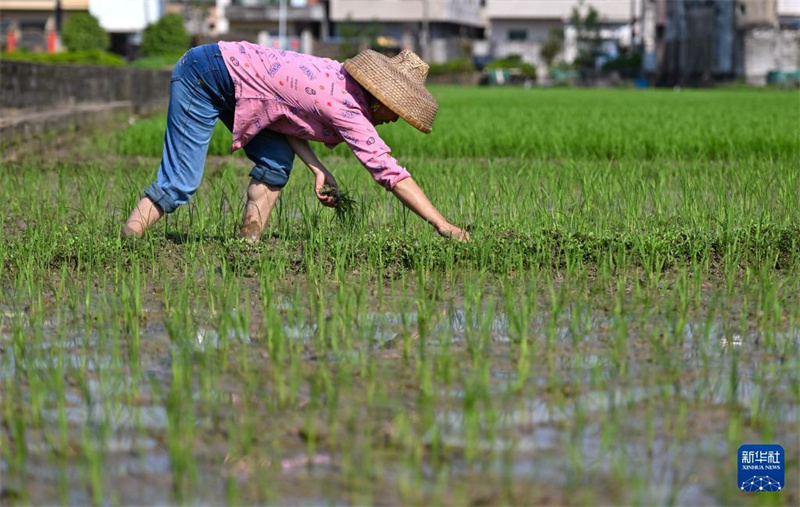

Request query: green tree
[
  {"left": 141, "top": 13, "right": 190, "bottom": 57},
  {"left": 338, "top": 15, "right": 386, "bottom": 61},
  {"left": 363, "top": 21, "right": 382, "bottom": 52},
  {"left": 62, "top": 13, "right": 109, "bottom": 52},
  {"left": 540, "top": 27, "right": 564, "bottom": 68},
  {"left": 485, "top": 54, "right": 537, "bottom": 80},
  {"left": 569, "top": 1, "right": 603, "bottom": 72},
  {"left": 338, "top": 20, "right": 360, "bottom": 60}
]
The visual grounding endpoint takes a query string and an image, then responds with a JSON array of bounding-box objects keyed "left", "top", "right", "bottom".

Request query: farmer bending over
[{"left": 122, "top": 42, "right": 469, "bottom": 242}]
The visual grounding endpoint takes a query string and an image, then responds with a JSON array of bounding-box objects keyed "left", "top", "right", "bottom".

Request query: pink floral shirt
[{"left": 219, "top": 41, "right": 411, "bottom": 190}]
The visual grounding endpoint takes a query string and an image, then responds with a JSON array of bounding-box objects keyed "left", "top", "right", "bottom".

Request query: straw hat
[{"left": 344, "top": 49, "right": 438, "bottom": 134}]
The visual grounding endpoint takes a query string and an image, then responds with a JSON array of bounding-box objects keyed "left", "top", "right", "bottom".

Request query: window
[{"left": 508, "top": 29, "right": 527, "bottom": 41}]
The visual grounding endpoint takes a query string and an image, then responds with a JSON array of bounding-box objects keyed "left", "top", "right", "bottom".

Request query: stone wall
[{"left": 0, "top": 60, "right": 172, "bottom": 113}]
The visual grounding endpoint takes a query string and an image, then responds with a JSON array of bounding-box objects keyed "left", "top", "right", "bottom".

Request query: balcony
[
  {"left": 330, "top": 0, "right": 483, "bottom": 26},
  {"left": 486, "top": 0, "right": 635, "bottom": 23},
  {"left": 227, "top": 0, "right": 326, "bottom": 23}
]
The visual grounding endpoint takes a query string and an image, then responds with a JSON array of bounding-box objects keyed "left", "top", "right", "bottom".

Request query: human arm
[
  {"left": 326, "top": 101, "right": 467, "bottom": 240},
  {"left": 285, "top": 135, "right": 338, "bottom": 207},
  {"left": 391, "top": 177, "right": 470, "bottom": 241}
]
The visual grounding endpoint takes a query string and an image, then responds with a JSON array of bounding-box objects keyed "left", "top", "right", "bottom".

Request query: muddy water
[{"left": 1, "top": 290, "right": 798, "bottom": 505}]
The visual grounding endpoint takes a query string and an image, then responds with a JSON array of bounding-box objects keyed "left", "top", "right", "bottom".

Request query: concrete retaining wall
[
  {"left": 0, "top": 59, "right": 172, "bottom": 112},
  {"left": 0, "top": 59, "right": 172, "bottom": 151}
]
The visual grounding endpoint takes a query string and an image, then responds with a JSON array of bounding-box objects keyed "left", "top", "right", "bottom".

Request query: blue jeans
[{"left": 145, "top": 43, "right": 295, "bottom": 214}]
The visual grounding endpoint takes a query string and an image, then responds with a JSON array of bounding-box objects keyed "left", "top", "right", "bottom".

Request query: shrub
[
  {"left": 0, "top": 49, "right": 124, "bottom": 66},
  {"left": 428, "top": 58, "right": 476, "bottom": 76},
  {"left": 485, "top": 55, "right": 537, "bottom": 79},
  {"left": 62, "top": 13, "right": 109, "bottom": 52},
  {"left": 602, "top": 52, "right": 642, "bottom": 78},
  {"left": 141, "top": 13, "right": 190, "bottom": 57},
  {"left": 129, "top": 53, "right": 187, "bottom": 69}
]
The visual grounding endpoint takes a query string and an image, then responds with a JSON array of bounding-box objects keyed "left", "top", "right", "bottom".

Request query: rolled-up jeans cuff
[
  {"left": 249, "top": 165, "right": 290, "bottom": 188},
  {"left": 144, "top": 183, "right": 178, "bottom": 214}
]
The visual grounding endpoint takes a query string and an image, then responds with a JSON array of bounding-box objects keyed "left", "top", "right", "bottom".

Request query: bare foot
[
  {"left": 122, "top": 197, "right": 163, "bottom": 240},
  {"left": 121, "top": 225, "right": 143, "bottom": 240},
  {"left": 239, "top": 179, "right": 282, "bottom": 242},
  {"left": 239, "top": 221, "right": 261, "bottom": 242}
]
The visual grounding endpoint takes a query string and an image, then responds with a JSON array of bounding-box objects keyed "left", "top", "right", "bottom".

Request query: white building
[
  {"left": 743, "top": 0, "right": 800, "bottom": 85},
  {"left": 486, "top": 0, "right": 645, "bottom": 73},
  {"left": 90, "top": 0, "right": 162, "bottom": 55},
  {"left": 0, "top": 0, "right": 91, "bottom": 51},
  {"left": 329, "top": 0, "right": 485, "bottom": 63},
  {"left": 218, "top": 0, "right": 328, "bottom": 56},
  {"left": 90, "top": 0, "right": 161, "bottom": 32}
]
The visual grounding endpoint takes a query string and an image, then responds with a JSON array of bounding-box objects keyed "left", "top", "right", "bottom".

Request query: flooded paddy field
[{"left": 1, "top": 88, "right": 799, "bottom": 504}]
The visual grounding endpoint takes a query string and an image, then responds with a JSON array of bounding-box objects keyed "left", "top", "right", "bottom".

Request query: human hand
[
  {"left": 436, "top": 223, "right": 470, "bottom": 242},
  {"left": 314, "top": 170, "right": 339, "bottom": 208}
]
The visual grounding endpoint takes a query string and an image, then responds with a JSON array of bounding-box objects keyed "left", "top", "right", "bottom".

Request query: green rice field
[{"left": 1, "top": 87, "right": 798, "bottom": 505}]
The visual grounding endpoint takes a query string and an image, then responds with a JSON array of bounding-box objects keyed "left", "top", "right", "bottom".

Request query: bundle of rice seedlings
[{"left": 321, "top": 185, "right": 360, "bottom": 226}]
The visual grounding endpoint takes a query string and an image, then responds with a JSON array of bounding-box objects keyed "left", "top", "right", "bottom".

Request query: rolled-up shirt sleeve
[{"left": 329, "top": 103, "right": 411, "bottom": 190}]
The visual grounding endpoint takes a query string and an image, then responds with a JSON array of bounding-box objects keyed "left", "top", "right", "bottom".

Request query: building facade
[
  {"left": 216, "top": 0, "right": 483, "bottom": 62},
  {"left": 165, "top": 0, "right": 218, "bottom": 39},
  {"left": 215, "top": 0, "right": 328, "bottom": 55},
  {"left": 92, "top": 0, "right": 163, "bottom": 58},
  {"left": 0, "top": 1, "right": 166, "bottom": 56},
  {"left": 654, "top": 0, "right": 800, "bottom": 86},
  {"left": 0, "top": 0, "right": 89, "bottom": 51},
  {"left": 743, "top": 0, "right": 800, "bottom": 85},
  {"left": 485, "top": 0, "right": 646, "bottom": 78},
  {"left": 329, "top": 0, "right": 484, "bottom": 62}
]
